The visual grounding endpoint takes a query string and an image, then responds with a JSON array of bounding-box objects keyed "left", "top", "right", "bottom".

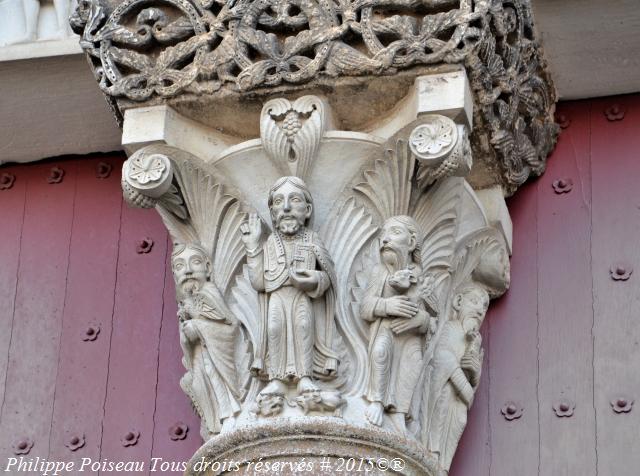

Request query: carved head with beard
[
  {"left": 453, "top": 284, "right": 490, "bottom": 335},
  {"left": 379, "top": 215, "right": 422, "bottom": 271},
  {"left": 268, "top": 176, "right": 313, "bottom": 236},
  {"left": 171, "top": 243, "right": 211, "bottom": 296}
]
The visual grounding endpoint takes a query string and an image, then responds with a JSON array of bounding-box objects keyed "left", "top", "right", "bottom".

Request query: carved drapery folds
[
  {"left": 74, "top": 0, "right": 557, "bottom": 471},
  {"left": 120, "top": 91, "right": 512, "bottom": 474},
  {"left": 72, "top": 0, "right": 557, "bottom": 193}
]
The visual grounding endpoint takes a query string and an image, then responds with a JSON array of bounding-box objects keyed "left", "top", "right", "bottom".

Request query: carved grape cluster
[
  {"left": 122, "top": 180, "right": 157, "bottom": 209},
  {"left": 282, "top": 111, "right": 302, "bottom": 140}
]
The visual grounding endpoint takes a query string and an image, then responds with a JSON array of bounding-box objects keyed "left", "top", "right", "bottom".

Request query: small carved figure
[
  {"left": 251, "top": 394, "right": 286, "bottom": 417},
  {"left": 172, "top": 243, "right": 242, "bottom": 439},
  {"left": 295, "top": 390, "right": 346, "bottom": 417},
  {"left": 422, "top": 284, "right": 489, "bottom": 471},
  {"left": 241, "top": 176, "right": 341, "bottom": 414},
  {"left": 361, "top": 215, "right": 437, "bottom": 432}
]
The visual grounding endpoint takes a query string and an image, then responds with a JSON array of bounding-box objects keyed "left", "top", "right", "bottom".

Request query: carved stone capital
[
  {"left": 111, "top": 82, "right": 522, "bottom": 473},
  {"left": 72, "top": 1, "right": 557, "bottom": 471}
]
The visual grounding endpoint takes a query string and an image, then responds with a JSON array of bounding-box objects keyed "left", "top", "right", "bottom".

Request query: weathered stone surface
[
  {"left": 72, "top": 0, "right": 557, "bottom": 193},
  {"left": 70, "top": 0, "right": 559, "bottom": 468},
  {"left": 185, "top": 418, "right": 440, "bottom": 476},
  {"left": 119, "top": 82, "right": 512, "bottom": 473}
]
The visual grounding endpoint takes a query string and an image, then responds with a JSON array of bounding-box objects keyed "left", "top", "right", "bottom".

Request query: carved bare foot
[
  {"left": 297, "top": 376, "right": 319, "bottom": 394},
  {"left": 260, "top": 378, "right": 287, "bottom": 396},
  {"left": 365, "top": 401, "right": 384, "bottom": 426},
  {"left": 388, "top": 412, "right": 407, "bottom": 435},
  {"left": 221, "top": 415, "right": 236, "bottom": 432}
]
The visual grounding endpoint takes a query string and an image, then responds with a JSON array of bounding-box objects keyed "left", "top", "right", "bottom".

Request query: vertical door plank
[
  {"left": 591, "top": 95, "right": 640, "bottom": 476},
  {"left": 99, "top": 204, "right": 168, "bottom": 474},
  {"left": 0, "top": 161, "right": 77, "bottom": 461},
  {"left": 48, "top": 157, "right": 124, "bottom": 468},
  {"left": 449, "top": 328, "right": 491, "bottom": 476},
  {"left": 537, "top": 101, "right": 596, "bottom": 476},
  {"left": 150, "top": 236, "right": 202, "bottom": 474},
  {"left": 0, "top": 164, "right": 26, "bottom": 414},
  {"left": 488, "top": 180, "right": 540, "bottom": 476}
]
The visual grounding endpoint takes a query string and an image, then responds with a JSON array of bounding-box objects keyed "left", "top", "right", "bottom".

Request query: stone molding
[
  {"left": 68, "top": 0, "right": 559, "bottom": 468},
  {"left": 186, "top": 418, "right": 440, "bottom": 475}
]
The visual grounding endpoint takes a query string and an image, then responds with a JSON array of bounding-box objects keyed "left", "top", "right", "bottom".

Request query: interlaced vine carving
[{"left": 71, "top": 0, "right": 558, "bottom": 191}]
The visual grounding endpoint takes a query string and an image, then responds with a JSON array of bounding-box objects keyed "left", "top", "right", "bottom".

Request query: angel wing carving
[
  {"left": 171, "top": 160, "right": 246, "bottom": 295},
  {"left": 323, "top": 138, "right": 463, "bottom": 397},
  {"left": 320, "top": 197, "right": 378, "bottom": 395},
  {"left": 353, "top": 139, "right": 414, "bottom": 221},
  {"left": 416, "top": 228, "right": 509, "bottom": 459},
  {"left": 412, "top": 177, "right": 464, "bottom": 309},
  {"left": 260, "top": 95, "right": 327, "bottom": 180}
]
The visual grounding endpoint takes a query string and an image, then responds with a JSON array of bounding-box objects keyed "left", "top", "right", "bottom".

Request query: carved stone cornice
[{"left": 71, "top": 0, "right": 557, "bottom": 193}]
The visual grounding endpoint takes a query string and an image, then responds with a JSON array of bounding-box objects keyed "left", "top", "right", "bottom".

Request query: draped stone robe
[
  {"left": 178, "top": 283, "right": 242, "bottom": 438},
  {"left": 421, "top": 319, "right": 479, "bottom": 470},
  {"left": 246, "top": 228, "right": 340, "bottom": 382},
  {"left": 360, "top": 263, "right": 429, "bottom": 416}
]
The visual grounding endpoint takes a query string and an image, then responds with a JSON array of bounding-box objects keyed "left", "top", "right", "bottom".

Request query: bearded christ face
[
  {"left": 379, "top": 218, "right": 416, "bottom": 270},
  {"left": 172, "top": 246, "right": 210, "bottom": 295},
  {"left": 269, "top": 181, "right": 312, "bottom": 235}
]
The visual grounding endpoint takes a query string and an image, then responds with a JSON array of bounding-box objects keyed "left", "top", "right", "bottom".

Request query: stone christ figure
[
  {"left": 241, "top": 176, "right": 340, "bottom": 407},
  {"left": 361, "top": 216, "right": 436, "bottom": 432}
]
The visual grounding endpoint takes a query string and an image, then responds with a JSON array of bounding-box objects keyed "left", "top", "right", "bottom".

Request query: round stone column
[{"left": 185, "top": 418, "right": 440, "bottom": 476}]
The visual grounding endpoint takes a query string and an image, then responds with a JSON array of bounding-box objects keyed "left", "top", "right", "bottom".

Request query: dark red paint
[{"left": 0, "top": 93, "right": 638, "bottom": 475}]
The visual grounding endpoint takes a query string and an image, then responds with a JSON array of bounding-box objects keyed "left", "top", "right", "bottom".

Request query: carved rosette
[
  {"left": 72, "top": 0, "right": 557, "bottom": 194},
  {"left": 410, "top": 116, "right": 473, "bottom": 189},
  {"left": 123, "top": 152, "right": 173, "bottom": 196},
  {"left": 409, "top": 115, "right": 458, "bottom": 161}
]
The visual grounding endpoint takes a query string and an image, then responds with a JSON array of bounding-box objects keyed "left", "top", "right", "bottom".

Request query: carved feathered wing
[
  {"left": 411, "top": 177, "right": 464, "bottom": 309},
  {"left": 449, "top": 227, "right": 508, "bottom": 297},
  {"left": 260, "top": 98, "right": 291, "bottom": 176},
  {"left": 156, "top": 183, "right": 198, "bottom": 245},
  {"left": 260, "top": 96, "right": 326, "bottom": 180},
  {"left": 354, "top": 139, "right": 414, "bottom": 221},
  {"left": 290, "top": 95, "right": 325, "bottom": 179},
  {"left": 170, "top": 160, "right": 254, "bottom": 402},
  {"left": 230, "top": 266, "right": 261, "bottom": 349},
  {"left": 172, "top": 161, "right": 246, "bottom": 294},
  {"left": 230, "top": 266, "right": 262, "bottom": 400},
  {"left": 212, "top": 201, "right": 246, "bottom": 295},
  {"left": 320, "top": 197, "right": 378, "bottom": 395}
]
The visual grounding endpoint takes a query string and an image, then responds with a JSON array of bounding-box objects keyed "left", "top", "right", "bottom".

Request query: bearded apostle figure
[
  {"left": 172, "top": 243, "right": 242, "bottom": 439},
  {"left": 241, "top": 176, "right": 340, "bottom": 413},
  {"left": 422, "top": 284, "right": 489, "bottom": 471},
  {"left": 360, "top": 215, "right": 437, "bottom": 433}
]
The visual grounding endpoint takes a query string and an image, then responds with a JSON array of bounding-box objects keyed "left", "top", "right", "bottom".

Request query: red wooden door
[{"left": 0, "top": 93, "right": 638, "bottom": 475}]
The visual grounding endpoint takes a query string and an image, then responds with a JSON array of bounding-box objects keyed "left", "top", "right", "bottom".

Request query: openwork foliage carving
[
  {"left": 72, "top": 0, "right": 557, "bottom": 192},
  {"left": 72, "top": 0, "right": 486, "bottom": 99}
]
